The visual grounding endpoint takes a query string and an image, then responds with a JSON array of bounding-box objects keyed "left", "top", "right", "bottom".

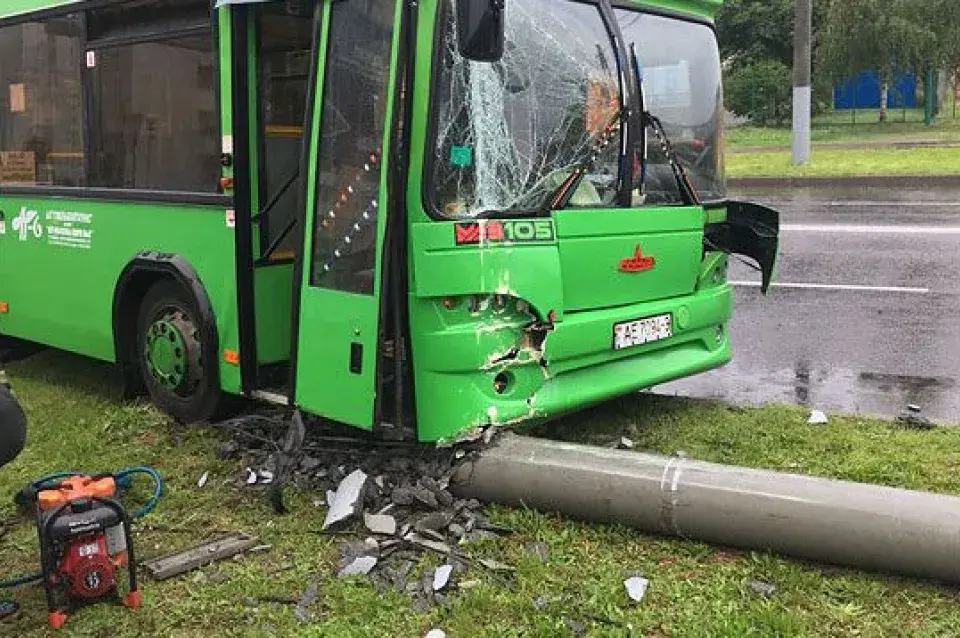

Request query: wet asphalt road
[{"left": 660, "top": 185, "right": 960, "bottom": 423}]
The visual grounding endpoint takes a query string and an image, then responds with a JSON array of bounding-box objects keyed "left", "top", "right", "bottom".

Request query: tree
[
  {"left": 724, "top": 60, "right": 793, "bottom": 125},
  {"left": 818, "top": 0, "right": 954, "bottom": 122},
  {"left": 716, "top": 0, "right": 831, "bottom": 123}
]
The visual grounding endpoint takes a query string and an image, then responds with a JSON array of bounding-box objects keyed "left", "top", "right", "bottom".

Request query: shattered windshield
[
  {"left": 616, "top": 9, "right": 725, "bottom": 204},
  {"left": 430, "top": 0, "right": 622, "bottom": 218}
]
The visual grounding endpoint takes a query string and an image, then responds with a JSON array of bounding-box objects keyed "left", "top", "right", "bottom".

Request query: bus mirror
[{"left": 456, "top": 0, "right": 505, "bottom": 63}]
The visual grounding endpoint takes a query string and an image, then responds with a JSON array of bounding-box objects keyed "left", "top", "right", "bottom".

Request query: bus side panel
[
  {"left": 0, "top": 196, "right": 242, "bottom": 394},
  {"left": 253, "top": 263, "right": 293, "bottom": 365}
]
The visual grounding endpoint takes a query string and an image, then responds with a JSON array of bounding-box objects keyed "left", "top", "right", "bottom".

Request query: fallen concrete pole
[{"left": 453, "top": 434, "right": 960, "bottom": 583}]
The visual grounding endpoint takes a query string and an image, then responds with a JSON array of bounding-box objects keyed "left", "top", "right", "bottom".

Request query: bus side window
[
  {"left": 0, "top": 15, "right": 85, "bottom": 187},
  {"left": 86, "top": 0, "right": 218, "bottom": 193}
]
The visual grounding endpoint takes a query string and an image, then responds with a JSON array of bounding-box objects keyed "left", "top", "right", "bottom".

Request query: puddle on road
[{"left": 658, "top": 361, "right": 959, "bottom": 424}]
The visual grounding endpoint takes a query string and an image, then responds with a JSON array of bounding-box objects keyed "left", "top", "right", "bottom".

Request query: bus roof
[{"left": 0, "top": 0, "right": 722, "bottom": 27}]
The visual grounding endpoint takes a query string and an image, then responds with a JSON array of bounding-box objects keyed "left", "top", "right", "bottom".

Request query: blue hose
[{"left": 0, "top": 465, "right": 163, "bottom": 589}]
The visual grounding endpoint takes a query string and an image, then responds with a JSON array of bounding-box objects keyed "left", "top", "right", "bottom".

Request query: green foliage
[
  {"left": 724, "top": 60, "right": 793, "bottom": 125},
  {"left": 819, "top": 0, "right": 960, "bottom": 83},
  {"left": 716, "top": 0, "right": 795, "bottom": 70}
]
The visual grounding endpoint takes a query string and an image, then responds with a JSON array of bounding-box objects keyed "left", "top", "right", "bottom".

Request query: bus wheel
[{"left": 136, "top": 281, "right": 222, "bottom": 422}]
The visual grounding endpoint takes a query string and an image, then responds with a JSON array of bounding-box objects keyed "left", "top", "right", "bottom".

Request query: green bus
[{"left": 0, "top": 0, "right": 778, "bottom": 442}]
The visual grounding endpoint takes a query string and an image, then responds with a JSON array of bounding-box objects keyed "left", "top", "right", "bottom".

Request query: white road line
[
  {"left": 730, "top": 281, "right": 930, "bottom": 294},
  {"left": 782, "top": 223, "right": 960, "bottom": 235},
  {"left": 763, "top": 201, "right": 960, "bottom": 208}
]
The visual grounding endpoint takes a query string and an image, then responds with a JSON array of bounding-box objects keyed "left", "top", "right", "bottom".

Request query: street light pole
[{"left": 792, "top": 0, "right": 813, "bottom": 165}]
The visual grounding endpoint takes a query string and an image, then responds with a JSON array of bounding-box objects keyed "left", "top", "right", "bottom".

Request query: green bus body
[{"left": 0, "top": 0, "right": 777, "bottom": 442}]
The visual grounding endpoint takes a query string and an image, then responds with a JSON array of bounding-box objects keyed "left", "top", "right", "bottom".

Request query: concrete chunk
[
  {"left": 338, "top": 555, "right": 377, "bottom": 577},
  {"left": 364, "top": 513, "right": 398, "bottom": 536},
  {"left": 624, "top": 576, "right": 649, "bottom": 603},
  {"left": 323, "top": 469, "right": 368, "bottom": 530},
  {"left": 432, "top": 564, "right": 453, "bottom": 591}
]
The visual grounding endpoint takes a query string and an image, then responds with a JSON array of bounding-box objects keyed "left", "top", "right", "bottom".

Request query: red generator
[{"left": 36, "top": 475, "right": 141, "bottom": 629}]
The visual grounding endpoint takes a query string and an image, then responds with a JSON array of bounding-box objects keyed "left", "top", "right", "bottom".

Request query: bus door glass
[
  {"left": 293, "top": 0, "right": 399, "bottom": 427},
  {"left": 255, "top": 4, "right": 313, "bottom": 262}
]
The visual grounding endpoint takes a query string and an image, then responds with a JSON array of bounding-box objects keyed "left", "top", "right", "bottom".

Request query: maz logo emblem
[{"left": 618, "top": 245, "right": 655, "bottom": 273}]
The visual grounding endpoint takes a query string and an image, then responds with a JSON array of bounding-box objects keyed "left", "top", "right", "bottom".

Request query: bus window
[
  {"left": 257, "top": 6, "right": 313, "bottom": 261},
  {"left": 0, "top": 15, "right": 85, "bottom": 187},
  {"left": 87, "top": 1, "right": 218, "bottom": 192},
  {"left": 310, "top": 0, "right": 395, "bottom": 294}
]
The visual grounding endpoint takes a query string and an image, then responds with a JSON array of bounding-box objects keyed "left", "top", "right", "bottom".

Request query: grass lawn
[
  {"left": 725, "top": 146, "right": 960, "bottom": 179},
  {"left": 726, "top": 110, "right": 960, "bottom": 150},
  {"left": 3, "top": 350, "right": 960, "bottom": 636}
]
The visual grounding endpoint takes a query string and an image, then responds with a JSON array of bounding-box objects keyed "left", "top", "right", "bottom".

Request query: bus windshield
[
  {"left": 429, "top": 0, "right": 725, "bottom": 219},
  {"left": 430, "top": 0, "right": 622, "bottom": 218}
]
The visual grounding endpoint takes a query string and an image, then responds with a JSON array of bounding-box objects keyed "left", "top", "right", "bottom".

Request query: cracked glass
[{"left": 430, "top": 0, "right": 621, "bottom": 219}]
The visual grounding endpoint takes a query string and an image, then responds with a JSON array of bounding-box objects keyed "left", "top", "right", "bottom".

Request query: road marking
[
  {"left": 730, "top": 281, "right": 930, "bottom": 294},
  {"left": 782, "top": 223, "right": 960, "bottom": 235},
  {"left": 764, "top": 201, "right": 960, "bottom": 208}
]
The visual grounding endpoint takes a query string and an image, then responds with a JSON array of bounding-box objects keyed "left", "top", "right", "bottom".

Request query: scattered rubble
[
  {"left": 807, "top": 410, "right": 829, "bottom": 425},
  {"left": 525, "top": 541, "right": 550, "bottom": 564},
  {"left": 624, "top": 576, "right": 649, "bottom": 603},
  {"left": 364, "top": 513, "right": 398, "bottom": 536},
  {"left": 323, "top": 469, "right": 368, "bottom": 530},
  {"left": 339, "top": 555, "right": 378, "bottom": 577},
  {"left": 432, "top": 564, "right": 453, "bottom": 591},
  {"left": 748, "top": 579, "right": 778, "bottom": 599},
  {"left": 143, "top": 533, "right": 260, "bottom": 580},
  {"left": 197, "top": 471, "right": 210, "bottom": 488}
]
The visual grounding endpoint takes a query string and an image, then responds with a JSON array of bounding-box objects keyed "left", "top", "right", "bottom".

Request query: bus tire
[{"left": 136, "top": 280, "right": 223, "bottom": 423}]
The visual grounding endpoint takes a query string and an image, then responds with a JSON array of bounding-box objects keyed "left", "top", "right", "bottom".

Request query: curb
[{"left": 728, "top": 175, "right": 960, "bottom": 189}]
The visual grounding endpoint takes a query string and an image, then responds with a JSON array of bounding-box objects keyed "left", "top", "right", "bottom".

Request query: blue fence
[{"left": 833, "top": 70, "right": 917, "bottom": 110}]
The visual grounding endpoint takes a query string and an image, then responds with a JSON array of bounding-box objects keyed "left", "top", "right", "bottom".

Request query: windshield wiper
[
  {"left": 628, "top": 45, "right": 701, "bottom": 207},
  {"left": 537, "top": 106, "right": 625, "bottom": 216}
]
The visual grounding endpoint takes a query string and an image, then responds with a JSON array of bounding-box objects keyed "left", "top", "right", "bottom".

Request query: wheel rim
[{"left": 143, "top": 308, "right": 203, "bottom": 397}]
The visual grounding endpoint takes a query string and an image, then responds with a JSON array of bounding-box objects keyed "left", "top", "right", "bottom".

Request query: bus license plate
[{"left": 613, "top": 314, "right": 672, "bottom": 351}]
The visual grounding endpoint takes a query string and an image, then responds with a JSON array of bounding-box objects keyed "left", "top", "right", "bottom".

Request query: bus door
[
  {"left": 292, "top": 0, "right": 400, "bottom": 427},
  {"left": 243, "top": 3, "right": 314, "bottom": 395}
]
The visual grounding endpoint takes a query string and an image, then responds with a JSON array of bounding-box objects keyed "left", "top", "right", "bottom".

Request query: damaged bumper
[{"left": 413, "top": 284, "right": 732, "bottom": 442}]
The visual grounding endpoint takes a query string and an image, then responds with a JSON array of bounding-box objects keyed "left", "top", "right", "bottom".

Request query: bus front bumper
[{"left": 413, "top": 283, "right": 733, "bottom": 442}]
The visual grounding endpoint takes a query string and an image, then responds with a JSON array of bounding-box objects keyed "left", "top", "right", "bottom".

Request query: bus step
[{"left": 251, "top": 389, "right": 290, "bottom": 406}]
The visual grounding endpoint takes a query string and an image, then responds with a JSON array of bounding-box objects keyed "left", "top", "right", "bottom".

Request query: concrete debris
[
  {"left": 405, "top": 533, "right": 453, "bottom": 555},
  {"left": 258, "top": 469, "right": 274, "bottom": 485},
  {"left": 294, "top": 575, "right": 321, "bottom": 623},
  {"left": 479, "top": 558, "right": 515, "bottom": 572},
  {"left": 425, "top": 630, "right": 446, "bottom": 638},
  {"left": 624, "top": 576, "right": 649, "bottom": 603},
  {"left": 217, "top": 410, "right": 498, "bottom": 609},
  {"left": 432, "top": 564, "right": 453, "bottom": 591},
  {"left": 897, "top": 413, "right": 937, "bottom": 430},
  {"left": 364, "top": 513, "right": 398, "bottom": 536},
  {"left": 338, "top": 555, "right": 378, "bottom": 577},
  {"left": 143, "top": 533, "right": 259, "bottom": 580},
  {"left": 197, "top": 471, "right": 209, "bottom": 488},
  {"left": 323, "top": 469, "right": 368, "bottom": 530},
  {"left": 565, "top": 618, "right": 586, "bottom": 636},
  {"left": 618, "top": 437, "right": 635, "bottom": 450},
  {"left": 245, "top": 467, "right": 258, "bottom": 485},
  {"left": 808, "top": 410, "right": 829, "bottom": 425},
  {"left": 416, "top": 511, "right": 454, "bottom": 533},
  {"left": 907, "top": 404, "right": 922, "bottom": 413},
  {"left": 525, "top": 541, "right": 549, "bottom": 564},
  {"left": 748, "top": 579, "right": 778, "bottom": 599}
]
